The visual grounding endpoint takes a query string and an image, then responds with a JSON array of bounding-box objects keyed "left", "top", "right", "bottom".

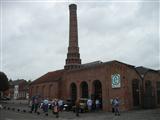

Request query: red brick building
[{"left": 29, "top": 4, "right": 160, "bottom": 111}]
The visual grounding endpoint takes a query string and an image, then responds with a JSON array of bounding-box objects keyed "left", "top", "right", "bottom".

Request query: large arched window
[
  {"left": 156, "top": 81, "right": 160, "bottom": 104},
  {"left": 42, "top": 85, "right": 45, "bottom": 98},
  {"left": 80, "top": 81, "right": 88, "bottom": 98},
  {"left": 49, "top": 84, "right": 52, "bottom": 98},
  {"left": 70, "top": 83, "right": 77, "bottom": 101},
  {"left": 132, "top": 79, "right": 140, "bottom": 106},
  {"left": 92, "top": 80, "right": 102, "bottom": 99},
  {"left": 36, "top": 86, "right": 39, "bottom": 95},
  {"left": 145, "top": 80, "right": 152, "bottom": 89},
  {"left": 30, "top": 87, "right": 34, "bottom": 97},
  {"left": 145, "top": 80, "right": 152, "bottom": 96},
  {"left": 92, "top": 80, "right": 103, "bottom": 109}
]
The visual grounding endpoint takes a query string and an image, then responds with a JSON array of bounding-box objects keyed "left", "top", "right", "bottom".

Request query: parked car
[
  {"left": 79, "top": 98, "right": 88, "bottom": 113},
  {"left": 63, "top": 99, "right": 75, "bottom": 111},
  {"left": 72, "top": 98, "right": 88, "bottom": 113}
]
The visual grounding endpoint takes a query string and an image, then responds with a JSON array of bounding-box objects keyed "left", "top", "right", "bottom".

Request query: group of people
[
  {"left": 86, "top": 99, "right": 101, "bottom": 112},
  {"left": 30, "top": 96, "right": 63, "bottom": 118},
  {"left": 30, "top": 96, "right": 121, "bottom": 117},
  {"left": 112, "top": 97, "right": 120, "bottom": 116}
]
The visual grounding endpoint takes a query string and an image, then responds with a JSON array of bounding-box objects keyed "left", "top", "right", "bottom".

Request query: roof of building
[
  {"left": 10, "top": 79, "right": 26, "bottom": 86},
  {"left": 82, "top": 61, "right": 103, "bottom": 68},
  {"left": 82, "top": 60, "right": 135, "bottom": 69},
  {"left": 107, "top": 60, "right": 135, "bottom": 68},
  {"left": 30, "top": 69, "right": 64, "bottom": 85},
  {"left": 65, "top": 60, "right": 135, "bottom": 73},
  {"left": 136, "top": 66, "right": 158, "bottom": 75},
  {"left": 30, "top": 60, "right": 159, "bottom": 86}
]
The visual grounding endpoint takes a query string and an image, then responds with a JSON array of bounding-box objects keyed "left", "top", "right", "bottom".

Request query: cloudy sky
[{"left": 0, "top": 0, "right": 159, "bottom": 80}]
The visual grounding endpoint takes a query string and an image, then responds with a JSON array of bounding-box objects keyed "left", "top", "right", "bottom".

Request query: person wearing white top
[
  {"left": 95, "top": 99, "right": 100, "bottom": 110},
  {"left": 87, "top": 99, "right": 92, "bottom": 111},
  {"left": 58, "top": 99, "right": 63, "bottom": 111}
]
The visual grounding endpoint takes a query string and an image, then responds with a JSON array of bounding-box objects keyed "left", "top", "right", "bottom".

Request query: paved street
[{"left": 0, "top": 101, "right": 160, "bottom": 120}]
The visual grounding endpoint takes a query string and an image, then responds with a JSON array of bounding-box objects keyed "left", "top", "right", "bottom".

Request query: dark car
[
  {"left": 79, "top": 98, "right": 88, "bottom": 113},
  {"left": 63, "top": 99, "right": 75, "bottom": 111},
  {"left": 72, "top": 98, "right": 88, "bottom": 113}
]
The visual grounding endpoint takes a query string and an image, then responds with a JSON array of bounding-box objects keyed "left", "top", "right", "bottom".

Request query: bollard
[
  {"left": 37, "top": 112, "right": 40, "bottom": 115},
  {"left": 45, "top": 113, "right": 48, "bottom": 116},
  {"left": 8, "top": 107, "right": 10, "bottom": 110},
  {"left": 0, "top": 104, "right": 3, "bottom": 109},
  {"left": 23, "top": 110, "right": 26, "bottom": 113},
  {"left": 3, "top": 106, "right": 6, "bottom": 110},
  {"left": 12, "top": 108, "right": 15, "bottom": 111},
  {"left": 17, "top": 109, "right": 20, "bottom": 112}
]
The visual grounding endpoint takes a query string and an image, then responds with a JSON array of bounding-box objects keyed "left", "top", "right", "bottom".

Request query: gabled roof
[
  {"left": 68, "top": 60, "right": 135, "bottom": 72},
  {"left": 31, "top": 69, "right": 64, "bottom": 85},
  {"left": 108, "top": 60, "right": 135, "bottom": 68},
  {"left": 136, "top": 66, "right": 158, "bottom": 75},
  {"left": 82, "top": 61, "right": 103, "bottom": 68}
]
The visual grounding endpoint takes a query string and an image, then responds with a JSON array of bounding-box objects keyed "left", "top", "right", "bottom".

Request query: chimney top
[{"left": 69, "top": 4, "right": 77, "bottom": 10}]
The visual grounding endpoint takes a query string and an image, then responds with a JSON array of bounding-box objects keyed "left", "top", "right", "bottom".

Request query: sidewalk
[{"left": 9, "top": 99, "right": 28, "bottom": 104}]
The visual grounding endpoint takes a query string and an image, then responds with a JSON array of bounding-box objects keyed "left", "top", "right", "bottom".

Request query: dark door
[
  {"left": 93, "top": 80, "right": 102, "bottom": 109},
  {"left": 81, "top": 82, "right": 88, "bottom": 98},
  {"left": 132, "top": 80, "right": 140, "bottom": 106},
  {"left": 157, "top": 81, "right": 160, "bottom": 104},
  {"left": 70, "top": 83, "right": 77, "bottom": 101}
]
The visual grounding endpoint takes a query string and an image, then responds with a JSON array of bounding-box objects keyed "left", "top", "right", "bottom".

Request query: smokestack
[{"left": 64, "top": 4, "right": 81, "bottom": 70}]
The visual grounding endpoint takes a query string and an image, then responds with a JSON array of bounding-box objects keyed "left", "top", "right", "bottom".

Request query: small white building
[
  {"left": 11, "top": 79, "right": 29, "bottom": 100},
  {"left": 14, "top": 85, "right": 19, "bottom": 99}
]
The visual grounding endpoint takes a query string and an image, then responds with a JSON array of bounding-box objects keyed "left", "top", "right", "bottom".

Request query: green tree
[{"left": 0, "top": 71, "right": 9, "bottom": 92}]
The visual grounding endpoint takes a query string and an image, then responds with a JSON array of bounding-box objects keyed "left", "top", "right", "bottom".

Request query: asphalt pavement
[{"left": 0, "top": 100, "right": 160, "bottom": 120}]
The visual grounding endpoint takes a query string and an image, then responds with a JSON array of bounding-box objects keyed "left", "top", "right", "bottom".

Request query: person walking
[
  {"left": 87, "top": 98, "right": 92, "bottom": 112},
  {"left": 34, "top": 97, "right": 39, "bottom": 113},
  {"left": 95, "top": 99, "right": 100, "bottom": 111},
  {"left": 113, "top": 97, "right": 120, "bottom": 116},
  {"left": 111, "top": 99, "right": 115, "bottom": 113},
  {"left": 53, "top": 99, "right": 59, "bottom": 118},
  {"left": 43, "top": 98, "right": 49, "bottom": 115},
  {"left": 58, "top": 99, "right": 63, "bottom": 112},
  {"left": 75, "top": 99, "right": 80, "bottom": 117},
  {"left": 30, "top": 96, "right": 35, "bottom": 113}
]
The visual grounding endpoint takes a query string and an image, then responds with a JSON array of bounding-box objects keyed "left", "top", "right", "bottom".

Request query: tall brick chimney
[{"left": 64, "top": 4, "right": 81, "bottom": 70}]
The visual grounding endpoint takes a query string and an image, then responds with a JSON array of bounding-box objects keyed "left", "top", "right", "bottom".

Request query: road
[{"left": 0, "top": 101, "right": 160, "bottom": 120}]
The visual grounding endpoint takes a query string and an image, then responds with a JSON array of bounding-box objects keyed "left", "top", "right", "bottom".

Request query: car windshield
[{"left": 80, "top": 99, "right": 87, "bottom": 103}]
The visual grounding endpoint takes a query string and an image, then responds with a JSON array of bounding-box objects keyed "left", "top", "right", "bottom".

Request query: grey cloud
[{"left": 1, "top": 1, "right": 159, "bottom": 80}]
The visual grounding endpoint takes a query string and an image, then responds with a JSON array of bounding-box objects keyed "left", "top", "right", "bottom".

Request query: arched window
[
  {"left": 132, "top": 79, "right": 140, "bottom": 106},
  {"left": 145, "top": 80, "right": 152, "bottom": 96},
  {"left": 30, "top": 87, "right": 34, "bottom": 97},
  {"left": 92, "top": 80, "right": 103, "bottom": 109},
  {"left": 92, "top": 80, "right": 102, "bottom": 100},
  {"left": 42, "top": 85, "right": 45, "bottom": 98},
  {"left": 80, "top": 81, "right": 88, "bottom": 98},
  {"left": 36, "top": 86, "right": 39, "bottom": 95},
  {"left": 156, "top": 81, "right": 160, "bottom": 104},
  {"left": 145, "top": 80, "right": 152, "bottom": 89},
  {"left": 70, "top": 83, "right": 77, "bottom": 101},
  {"left": 49, "top": 84, "right": 52, "bottom": 98}
]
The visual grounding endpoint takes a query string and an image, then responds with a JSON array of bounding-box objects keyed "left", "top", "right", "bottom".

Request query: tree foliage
[{"left": 0, "top": 71, "right": 9, "bottom": 91}]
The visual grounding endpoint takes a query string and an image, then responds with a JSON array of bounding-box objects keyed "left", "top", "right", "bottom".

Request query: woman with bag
[{"left": 53, "top": 99, "right": 59, "bottom": 118}]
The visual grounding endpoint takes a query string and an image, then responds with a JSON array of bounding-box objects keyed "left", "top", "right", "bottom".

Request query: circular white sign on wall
[{"left": 111, "top": 74, "right": 121, "bottom": 88}]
